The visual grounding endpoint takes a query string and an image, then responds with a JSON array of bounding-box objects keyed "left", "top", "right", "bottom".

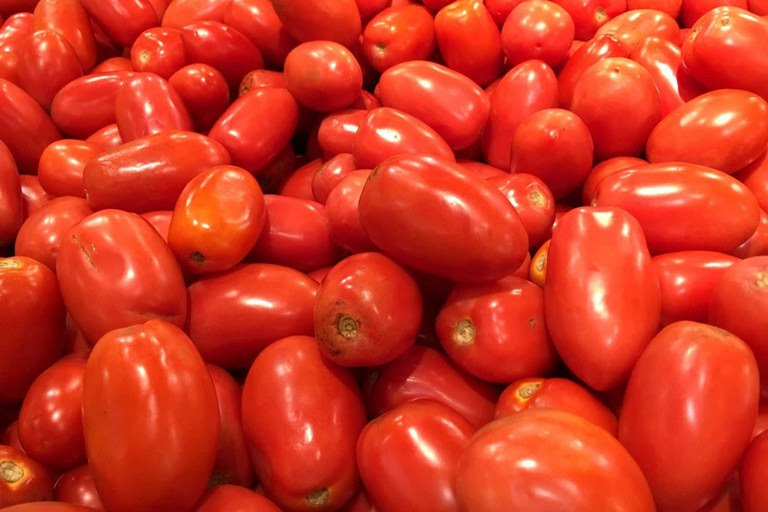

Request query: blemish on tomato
[
  {"left": 517, "top": 382, "right": 542, "bottom": 400},
  {"left": 454, "top": 319, "right": 475, "bottom": 346},
  {"left": 0, "top": 460, "right": 23, "bottom": 484}
]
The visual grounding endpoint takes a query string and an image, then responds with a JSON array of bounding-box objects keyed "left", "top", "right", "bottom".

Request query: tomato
[
  {"left": 545, "top": 207, "right": 660, "bottom": 391},
  {"left": 378, "top": 61, "right": 489, "bottom": 150},
  {"left": 160, "top": 0, "right": 230, "bottom": 27},
  {"left": 0, "top": 141, "right": 21, "bottom": 246},
  {"left": 325, "top": 169, "right": 376, "bottom": 254},
  {"left": 271, "top": 0, "right": 361, "bottom": 48},
  {"left": 187, "top": 264, "right": 317, "bottom": 369},
  {"left": 141, "top": 210, "right": 172, "bottom": 241},
  {"left": 741, "top": 430, "right": 768, "bottom": 512},
  {"left": 33, "top": 0, "right": 97, "bottom": 71},
  {"left": 362, "top": 4, "right": 435, "bottom": 73},
  {"left": 582, "top": 155, "right": 647, "bottom": 204},
  {"left": 209, "top": 87, "right": 298, "bottom": 175},
  {"left": 557, "top": 34, "right": 627, "bottom": 109},
  {"left": 241, "top": 335, "right": 366, "bottom": 511},
  {"left": 481, "top": 60, "right": 558, "bottom": 170},
  {"left": 239, "top": 69, "right": 286, "bottom": 96},
  {"left": 501, "top": 1, "right": 575, "bottom": 68},
  {"left": 115, "top": 72, "right": 192, "bottom": 142},
  {"left": 84, "top": 124, "right": 122, "bottom": 149},
  {"left": 56, "top": 209, "right": 187, "bottom": 344},
  {"left": 17, "top": 29, "right": 83, "bottom": 111},
  {"left": 318, "top": 109, "right": 367, "bottom": 159},
  {"left": 0, "top": 503, "right": 97, "bottom": 512},
  {"left": 359, "top": 155, "right": 528, "bottom": 282},
  {"left": 1, "top": 422, "right": 22, "bottom": 452},
  {"left": 0, "top": 257, "right": 65, "bottom": 405},
  {"left": 253, "top": 144, "right": 296, "bottom": 194},
  {"left": 595, "top": 8, "right": 680, "bottom": 52},
  {"left": 339, "top": 488, "right": 375, "bottom": 512},
  {"left": 167, "top": 64, "right": 228, "bottom": 132},
  {"left": 279, "top": 158, "right": 321, "bottom": 201},
  {"left": 457, "top": 409, "right": 655, "bottom": 511},
  {"left": 83, "top": 320, "right": 219, "bottom": 512},
  {"left": 84, "top": 131, "right": 230, "bottom": 212},
  {"left": 734, "top": 209, "right": 768, "bottom": 258},
  {"left": 653, "top": 251, "right": 738, "bottom": 326},
  {"left": 222, "top": 0, "right": 297, "bottom": 68},
  {"left": 594, "top": 162, "right": 760, "bottom": 253},
  {"left": 484, "top": 0, "right": 522, "bottom": 25},
  {"left": 737, "top": 150, "right": 768, "bottom": 211},
  {"left": 682, "top": 0, "right": 747, "bottom": 26},
  {"left": 129, "top": 27, "right": 185, "bottom": 79},
  {"left": 19, "top": 175, "right": 52, "bottom": 217},
  {"left": 619, "top": 321, "right": 759, "bottom": 511},
  {"left": 311, "top": 154, "right": 355, "bottom": 205},
  {"left": 357, "top": 400, "right": 474, "bottom": 512},
  {"left": 0, "top": 14, "right": 30, "bottom": 82},
  {"left": 38, "top": 140, "right": 100, "bottom": 198},
  {"left": 529, "top": 238, "right": 549, "bottom": 287},
  {"left": 55, "top": 465, "right": 105, "bottom": 511},
  {"left": 551, "top": 0, "right": 627, "bottom": 40},
  {"left": 0, "top": 444, "right": 54, "bottom": 507},
  {"left": 91, "top": 56, "right": 133, "bottom": 73},
  {"left": 79, "top": 0, "right": 158, "bottom": 48},
  {"left": 196, "top": 484, "right": 281, "bottom": 512}
]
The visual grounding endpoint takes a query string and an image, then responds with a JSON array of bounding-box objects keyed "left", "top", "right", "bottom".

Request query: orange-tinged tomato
[
  {"left": 0, "top": 444, "right": 55, "bottom": 507},
  {"left": 529, "top": 238, "right": 550, "bottom": 287},
  {"left": 37, "top": 139, "right": 100, "bottom": 199}
]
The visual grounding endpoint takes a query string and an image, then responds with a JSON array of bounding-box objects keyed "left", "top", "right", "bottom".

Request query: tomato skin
[
  {"left": 0, "top": 444, "right": 55, "bottom": 507},
  {"left": 318, "top": 109, "right": 367, "bottom": 159},
  {"left": 0, "top": 14, "right": 34, "bottom": 83},
  {"left": 551, "top": 0, "right": 627, "bottom": 40},
  {"left": 272, "top": 0, "right": 361, "bottom": 48},
  {"left": 595, "top": 8, "right": 680, "bottom": 52},
  {"left": 325, "top": 169, "right": 376, "bottom": 254},
  {"left": 359, "top": 154, "right": 529, "bottom": 282},
  {"left": 167, "top": 63, "right": 229, "bottom": 132},
  {"left": 209, "top": 87, "right": 298, "bottom": 175},
  {"left": 0, "top": 141, "right": 22, "bottom": 246},
  {"left": 129, "top": 27, "right": 186, "bottom": 79},
  {"left": 38, "top": 140, "right": 100, "bottom": 198},
  {"left": 91, "top": 56, "right": 133, "bottom": 73},
  {"left": 168, "top": 165, "right": 266, "bottom": 274},
  {"left": 741, "top": 431, "right": 768, "bottom": 512},
  {"left": 83, "top": 320, "right": 219, "bottom": 512},
  {"left": 311, "top": 154, "right": 356, "bottom": 205},
  {"left": 362, "top": 4, "right": 435, "bottom": 73},
  {"left": 594, "top": 162, "right": 760, "bottom": 253},
  {"left": 19, "top": 175, "right": 52, "bottom": 217},
  {"left": 223, "top": 0, "right": 297, "bottom": 68},
  {"left": 682, "top": 0, "right": 747, "bottom": 26},
  {"left": 736, "top": 150, "right": 768, "bottom": 211},
  {"left": 55, "top": 465, "right": 105, "bottom": 511},
  {"left": 141, "top": 210, "right": 172, "bottom": 241},
  {"left": 618, "top": 321, "right": 759, "bottom": 511},
  {"left": 557, "top": 34, "right": 627, "bottom": 109},
  {"left": 84, "top": 131, "right": 230, "bottom": 213},
  {"left": 529, "top": 238, "right": 549, "bottom": 287},
  {"left": 241, "top": 335, "right": 366, "bottom": 511},
  {"left": 187, "top": 264, "right": 317, "bottom": 369},
  {"left": 352, "top": 107, "right": 455, "bottom": 169},
  {"left": 279, "top": 158, "right": 321, "bottom": 201},
  {"left": 378, "top": 60, "right": 490, "bottom": 150},
  {"left": 196, "top": 484, "right": 281, "bottom": 512},
  {"left": 160, "top": 0, "right": 230, "bottom": 27},
  {"left": 0, "top": 256, "right": 65, "bottom": 405},
  {"left": 0, "top": 503, "right": 98, "bottom": 512},
  {"left": 481, "top": 60, "right": 558, "bottom": 170},
  {"left": 84, "top": 124, "right": 122, "bottom": 149},
  {"left": 357, "top": 400, "right": 474, "bottom": 512},
  {"left": 582, "top": 156, "right": 646, "bottom": 204},
  {"left": 79, "top": 0, "right": 158, "bottom": 48},
  {"left": 56, "top": 209, "right": 187, "bottom": 344},
  {"left": 17, "top": 29, "right": 83, "bottom": 111},
  {"left": 457, "top": 409, "right": 655, "bottom": 511},
  {"left": 734, "top": 209, "right": 768, "bottom": 258},
  {"left": 545, "top": 207, "right": 660, "bottom": 391},
  {"left": 501, "top": 0, "right": 575, "bottom": 68},
  {"left": 33, "top": 0, "right": 97, "bottom": 71},
  {"left": 496, "top": 377, "right": 618, "bottom": 435}
]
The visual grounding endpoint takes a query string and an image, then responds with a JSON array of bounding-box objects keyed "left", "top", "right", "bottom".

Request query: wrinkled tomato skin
[
  {"left": 312, "top": 153, "right": 356, "bottom": 204},
  {"left": 160, "top": 0, "right": 230, "bottom": 27},
  {"left": 357, "top": 400, "right": 475, "bottom": 512},
  {"left": 33, "top": 0, "right": 98, "bottom": 71},
  {"left": 187, "top": 264, "right": 317, "bottom": 369},
  {"left": 362, "top": 5, "right": 435, "bottom": 73},
  {"left": 271, "top": 0, "right": 361, "bottom": 49},
  {"left": 557, "top": 34, "right": 627, "bottom": 109},
  {"left": 84, "top": 130, "right": 231, "bottom": 213},
  {"left": 647, "top": 90, "right": 768, "bottom": 174},
  {"left": 594, "top": 162, "right": 761, "bottom": 253},
  {"left": 129, "top": 27, "right": 186, "bottom": 79},
  {"left": 17, "top": 29, "right": 83, "bottom": 111},
  {"left": 595, "top": 8, "right": 680, "bottom": 52},
  {"left": 38, "top": 139, "right": 101, "bottom": 198},
  {"left": 14, "top": 197, "right": 92, "bottom": 274},
  {"left": 0, "top": 256, "right": 65, "bottom": 405},
  {"left": 54, "top": 465, "right": 105, "bottom": 511},
  {"left": 318, "top": 109, "right": 367, "bottom": 159},
  {"left": 222, "top": 0, "right": 297, "bottom": 68},
  {"left": 653, "top": 251, "right": 738, "bottom": 326},
  {"left": 0, "top": 444, "right": 55, "bottom": 507},
  {"left": 359, "top": 154, "right": 529, "bottom": 283},
  {"left": 619, "top": 321, "right": 760, "bottom": 512},
  {"left": 501, "top": 0, "right": 575, "bottom": 68},
  {"left": 456, "top": 409, "right": 655, "bottom": 511},
  {"left": 19, "top": 175, "right": 52, "bottom": 217},
  {"left": 582, "top": 156, "right": 647, "bottom": 204},
  {"left": 241, "top": 335, "right": 366, "bottom": 511},
  {"left": 551, "top": 0, "right": 627, "bottom": 40},
  {"left": 741, "top": 431, "right": 768, "bottom": 512},
  {"left": 83, "top": 320, "right": 219, "bottom": 512},
  {"left": 79, "top": 0, "right": 158, "bottom": 48},
  {"left": 196, "top": 484, "right": 281, "bottom": 512},
  {"left": 496, "top": 377, "right": 619, "bottom": 436},
  {"left": 168, "top": 63, "right": 229, "bottom": 132},
  {"left": 545, "top": 207, "right": 661, "bottom": 391},
  {"left": 325, "top": 169, "right": 376, "bottom": 254},
  {"left": 56, "top": 209, "right": 187, "bottom": 344},
  {"left": 0, "top": 141, "right": 22, "bottom": 246}
]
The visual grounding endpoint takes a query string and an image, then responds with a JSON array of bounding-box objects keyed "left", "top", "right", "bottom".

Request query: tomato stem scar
[
  {"left": 338, "top": 315, "right": 359, "bottom": 339},
  {"left": 306, "top": 487, "right": 330, "bottom": 507},
  {"left": 0, "top": 460, "right": 23, "bottom": 484},
  {"left": 454, "top": 319, "right": 475, "bottom": 346}
]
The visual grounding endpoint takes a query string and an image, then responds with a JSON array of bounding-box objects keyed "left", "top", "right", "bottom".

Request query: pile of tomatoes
[{"left": 2, "top": 0, "right": 768, "bottom": 510}]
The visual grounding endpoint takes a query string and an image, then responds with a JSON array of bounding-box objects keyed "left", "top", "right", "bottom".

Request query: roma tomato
[
  {"left": 325, "top": 169, "right": 376, "bottom": 254},
  {"left": 91, "top": 56, "right": 134, "bottom": 73},
  {"left": 54, "top": 465, "right": 105, "bottom": 511},
  {"left": 187, "top": 264, "right": 317, "bottom": 369},
  {"left": 0, "top": 503, "right": 97, "bottom": 512},
  {"left": 279, "top": 158, "right": 321, "bottom": 201},
  {"left": 196, "top": 485, "right": 281, "bottom": 512},
  {"left": 529, "top": 238, "right": 550, "bottom": 287},
  {"left": 362, "top": 4, "right": 435, "bottom": 73},
  {"left": 160, "top": 0, "right": 230, "bottom": 27},
  {"left": 626, "top": 0, "right": 681, "bottom": 14},
  {"left": 682, "top": 0, "right": 747, "bottom": 27},
  {"left": 545, "top": 207, "right": 660, "bottom": 391},
  {"left": 357, "top": 400, "right": 475, "bottom": 512},
  {"left": 501, "top": 0, "right": 575, "bottom": 68},
  {"left": 456, "top": 409, "right": 655, "bottom": 511},
  {"left": 378, "top": 60, "right": 490, "bottom": 150},
  {"left": 496, "top": 377, "right": 618, "bottom": 436},
  {"left": 19, "top": 175, "right": 52, "bottom": 216},
  {"left": 141, "top": 210, "right": 172, "bottom": 241},
  {"left": 311, "top": 153, "right": 356, "bottom": 204},
  {"left": 314, "top": 252, "right": 422, "bottom": 366},
  {"left": 594, "top": 162, "right": 760, "bottom": 253},
  {"left": 0, "top": 256, "right": 65, "bottom": 405},
  {"left": 168, "top": 165, "right": 266, "bottom": 274},
  {"left": 79, "top": 0, "right": 158, "bottom": 48},
  {"left": 239, "top": 69, "right": 285, "bottom": 95},
  {"left": 168, "top": 63, "right": 229, "bottom": 132},
  {"left": 84, "top": 130, "right": 230, "bottom": 213},
  {"left": 56, "top": 209, "right": 187, "bottom": 344},
  {"left": 734, "top": 209, "right": 768, "bottom": 258},
  {"left": 33, "top": 0, "right": 98, "bottom": 71},
  {"left": 359, "top": 154, "right": 529, "bottom": 282},
  {"left": 551, "top": 0, "right": 627, "bottom": 40},
  {"left": 84, "top": 124, "right": 122, "bottom": 149},
  {"left": 83, "top": 320, "right": 219, "bottom": 512},
  {"left": 318, "top": 109, "right": 367, "bottom": 159},
  {"left": 0, "top": 141, "right": 21, "bottom": 246},
  {"left": 741, "top": 431, "right": 768, "bottom": 512},
  {"left": 618, "top": 321, "right": 760, "bottom": 512},
  {"left": 38, "top": 139, "right": 101, "bottom": 198},
  {"left": 270, "top": 0, "right": 361, "bottom": 48},
  {"left": 241, "top": 335, "right": 366, "bottom": 511},
  {"left": 0, "top": 444, "right": 54, "bottom": 507},
  {"left": 595, "top": 8, "right": 680, "bottom": 52},
  {"left": 736, "top": 150, "right": 768, "bottom": 211},
  {"left": 129, "top": 27, "right": 186, "bottom": 79},
  {"left": 582, "top": 155, "right": 647, "bottom": 204},
  {"left": 647, "top": 89, "right": 768, "bottom": 174},
  {"left": 557, "top": 34, "right": 627, "bottom": 109},
  {"left": 222, "top": 0, "right": 297, "bottom": 68}
]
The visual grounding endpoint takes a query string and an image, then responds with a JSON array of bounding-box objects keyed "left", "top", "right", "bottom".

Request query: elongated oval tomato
[
  {"left": 550, "top": 0, "right": 627, "bottom": 40},
  {"left": 38, "top": 140, "right": 100, "bottom": 199},
  {"left": 270, "top": 0, "right": 361, "bottom": 48},
  {"left": 594, "top": 162, "right": 761, "bottom": 253},
  {"left": 160, "top": 0, "right": 230, "bottom": 27},
  {"left": 362, "top": 4, "right": 436, "bottom": 73},
  {"left": 488, "top": 172, "right": 556, "bottom": 247},
  {"left": 196, "top": 484, "right": 281, "bottom": 512},
  {"left": 595, "top": 8, "right": 680, "bottom": 52},
  {"left": 501, "top": 0, "right": 575, "bottom": 68},
  {"left": 54, "top": 465, "right": 104, "bottom": 511},
  {"left": 222, "top": 0, "right": 297, "bottom": 68},
  {"left": 557, "top": 34, "right": 627, "bottom": 109},
  {"left": 33, "top": 0, "right": 98, "bottom": 71},
  {"left": 582, "top": 156, "right": 647, "bottom": 205},
  {"left": 19, "top": 175, "right": 52, "bottom": 217},
  {"left": 187, "top": 264, "right": 317, "bottom": 369},
  {"left": 0, "top": 504, "right": 95, "bottom": 512},
  {"left": 130, "top": 27, "right": 186, "bottom": 79},
  {"left": 357, "top": 400, "right": 475, "bottom": 512},
  {"left": 318, "top": 109, "right": 367, "bottom": 159},
  {"left": 311, "top": 153, "right": 356, "bottom": 204},
  {"left": 741, "top": 431, "right": 768, "bottom": 512},
  {"left": 358, "top": 154, "right": 528, "bottom": 283},
  {"left": 56, "top": 209, "right": 187, "bottom": 344},
  {"left": 0, "top": 141, "right": 21, "bottom": 246},
  {"left": 456, "top": 409, "right": 655, "bottom": 511},
  {"left": 79, "top": 0, "right": 158, "bottom": 48},
  {"left": 115, "top": 72, "right": 192, "bottom": 142},
  {"left": 0, "top": 444, "right": 55, "bottom": 507},
  {"left": 325, "top": 169, "right": 375, "bottom": 254},
  {"left": 241, "top": 335, "right": 366, "bottom": 511},
  {"left": 544, "top": 207, "right": 660, "bottom": 391},
  {"left": 83, "top": 320, "right": 219, "bottom": 512},
  {"left": 618, "top": 321, "right": 759, "bottom": 512},
  {"left": 168, "top": 63, "right": 229, "bottom": 132}
]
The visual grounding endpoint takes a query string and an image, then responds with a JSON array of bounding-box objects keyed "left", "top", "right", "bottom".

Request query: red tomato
[
  {"left": 545, "top": 207, "right": 660, "bottom": 391},
  {"left": 594, "top": 162, "right": 761, "bottom": 253},
  {"left": 359, "top": 154, "right": 529, "bottom": 282},
  {"left": 619, "top": 321, "right": 760, "bottom": 511},
  {"left": 501, "top": 0, "right": 575, "bottom": 68},
  {"left": 0, "top": 257, "right": 65, "bottom": 405},
  {"left": 0, "top": 140, "right": 21, "bottom": 246},
  {"left": 84, "top": 124, "right": 122, "bottom": 149},
  {"left": 734, "top": 209, "right": 768, "bottom": 258},
  {"left": 741, "top": 431, "right": 768, "bottom": 512},
  {"left": 79, "top": 0, "right": 158, "bottom": 47},
  {"left": 253, "top": 143, "right": 296, "bottom": 194},
  {"left": 595, "top": 8, "right": 680, "bottom": 52},
  {"left": 239, "top": 69, "right": 285, "bottom": 94},
  {"left": 356, "top": 0, "right": 390, "bottom": 20},
  {"left": 626, "top": 0, "right": 681, "bottom": 15},
  {"left": 458, "top": 160, "right": 506, "bottom": 178},
  {"left": 168, "top": 165, "right": 266, "bottom": 274},
  {"left": 222, "top": 0, "right": 297, "bottom": 68},
  {"left": 167, "top": 63, "right": 229, "bottom": 132},
  {"left": 129, "top": 27, "right": 186, "bottom": 79},
  {"left": 241, "top": 335, "right": 366, "bottom": 511},
  {"left": 481, "top": 59, "right": 558, "bottom": 170},
  {"left": 749, "top": 0, "right": 768, "bottom": 13},
  {"left": 271, "top": 0, "right": 361, "bottom": 48},
  {"left": 358, "top": 400, "right": 474, "bottom": 512},
  {"left": 19, "top": 175, "right": 52, "bottom": 217},
  {"left": 279, "top": 158, "right": 321, "bottom": 200},
  {"left": 141, "top": 210, "right": 172, "bottom": 241},
  {"left": 196, "top": 484, "right": 281, "bottom": 512},
  {"left": 487, "top": 174, "right": 557, "bottom": 247},
  {"left": 84, "top": 131, "right": 230, "bottom": 212},
  {"left": 557, "top": 34, "right": 627, "bottom": 109},
  {"left": 38, "top": 140, "right": 100, "bottom": 198},
  {"left": 682, "top": 0, "right": 747, "bottom": 26},
  {"left": 484, "top": 0, "right": 523, "bottom": 25},
  {"left": 0, "top": 423, "right": 21, "bottom": 452},
  {"left": 33, "top": 0, "right": 98, "bottom": 71},
  {"left": 378, "top": 60, "right": 490, "bottom": 150},
  {"left": 91, "top": 56, "right": 133, "bottom": 73},
  {"left": 318, "top": 109, "right": 367, "bottom": 159},
  {"left": 737, "top": 150, "right": 768, "bottom": 211},
  {"left": 56, "top": 209, "right": 187, "bottom": 344},
  {"left": 0, "top": 444, "right": 54, "bottom": 507},
  {"left": 325, "top": 169, "right": 376, "bottom": 254},
  {"left": 551, "top": 0, "right": 627, "bottom": 40},
  {"left": 0, "top": 503, "right": 97, "bottom": 512},
  {"left": 187, "top": 263, "right": 317, "bottom": 369},
  {"left": 653, "top": 251, "right": 738, "bottom": 326},
  {"left": 582, "top": 155, "right": 647, "bottom": 204},
  {"left": 54, "top": 465, "right": 105, "bottom": 511},
  {"left": 83, "top": 320, "right": 219, "bottom": 512},
  {"left": 160, "top": 0, "right": 230, "bottom": 27},
  {"left": 362, "top": 4, "right": 435, "bottom": 73},
  {"left": 457, "top": 409, "right": 655, "bottom": 511},
  {"left": 115, "top": 72, "right": 192, "bottom": 142},
  {"left": 311, "top": 153, "right": 355, "bottom": 204}
]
